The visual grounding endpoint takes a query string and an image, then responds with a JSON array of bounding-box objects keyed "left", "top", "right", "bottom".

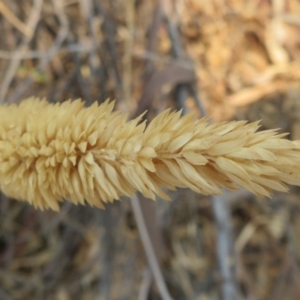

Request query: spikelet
[{"left": 1, "top": 97, "right": 300, "bottom": 211}]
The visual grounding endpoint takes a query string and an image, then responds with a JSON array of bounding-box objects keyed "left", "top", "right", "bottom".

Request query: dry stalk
[
  {"left": 1, "top": 98, "right": 300, "bottom": 211},
  {"left": 0, "top": 2, "right": 32, "bottom": 37}
]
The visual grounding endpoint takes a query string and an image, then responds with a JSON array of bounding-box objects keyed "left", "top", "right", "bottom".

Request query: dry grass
[{"left": 1, "top": 98, "right": 300, "bottom": 212}]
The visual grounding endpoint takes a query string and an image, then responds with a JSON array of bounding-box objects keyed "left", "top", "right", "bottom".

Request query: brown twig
[
  {"left": 6, "top": 0, "right": 69, "bottom": 103},
  {"left": 130, "top": 196, "right": 173, "bottom": 300},
  {"left": 123, "top": 0, "right": 135, "bottom": 111},
  {"left": 95, "top": 2, "right": 123, "bottom": 102},
  {"left": 0, "top": 1, "right": 32, "bottom": 37},
  {"left": 161, "top": 1, "right": 238, "bottom": 299},
  {"left": 138, "top": 267, "right": 152, "bottom": 300},
  {"left": 0, "top": 0, "right": 44, "bottom": 103}
]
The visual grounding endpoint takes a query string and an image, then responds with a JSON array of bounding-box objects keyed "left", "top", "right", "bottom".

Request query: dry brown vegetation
[{"left": 1, "top": 0, "right": 300, "bottom": 299}]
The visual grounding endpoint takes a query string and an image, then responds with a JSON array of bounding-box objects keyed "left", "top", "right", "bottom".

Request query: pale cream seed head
[{"left": 0, "top": 98, "right": 300, "bottom": 210}]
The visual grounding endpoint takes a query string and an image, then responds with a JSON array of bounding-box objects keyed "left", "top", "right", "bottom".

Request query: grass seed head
[{"left": 0, "top": 98, "right": 300, "bottom": 210}]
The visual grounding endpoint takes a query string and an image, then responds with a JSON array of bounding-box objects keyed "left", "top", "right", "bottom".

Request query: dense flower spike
[{"left": 0, "top": 98, "right": 300, "bottom": 211}]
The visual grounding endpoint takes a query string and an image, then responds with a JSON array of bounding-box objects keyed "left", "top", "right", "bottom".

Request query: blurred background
[{"left": 1, "top": 0, "right": 300, "bottom": 299}]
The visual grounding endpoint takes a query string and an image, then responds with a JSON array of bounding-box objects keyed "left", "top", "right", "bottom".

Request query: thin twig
[
  {"left": 132, "top": 5, "right": 171, "bottom": 299},
  {"left": 84, "top": 0, "right": 101, "bottom": 106},
  {"left": 161, "top": 2, "right": 238, "bottom": 299},
  {"left": 138, "top": 267, "right": 152, "bottom": 300},
  {"left": 0, "top": 0, "right": 44, "bottom": 103},
  {"left": 123, "top": 0, "right": 135, "bottom": 111},
  {"left": 196, "top": 72, "right": 238, "bottom": 300},
  {"left": 96, "top": 2, "right": 123, "bottom": 101},
  {"left": 212, "top": 195, "right": 237, "bottom": 300},
  {"left": 143, "top": 4, "right": 163, "bottom": 77},
  {"left": 99, "top": 206, "right": 114, "bottom": 300},
  {"left": 6, "top": 0, "right": 69, "bottom": 103},
  {"left": 0, "top": 2, "right": 32, "bottom": 37},
  {"left": 0, "top": 42, "right": 102, "bottom": 60},
  {"left": 130, "top": 196, "right": 173, "bottom": 300},
  {"left": 162, "top": 0, "right": 190, "bottom": 114}
]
